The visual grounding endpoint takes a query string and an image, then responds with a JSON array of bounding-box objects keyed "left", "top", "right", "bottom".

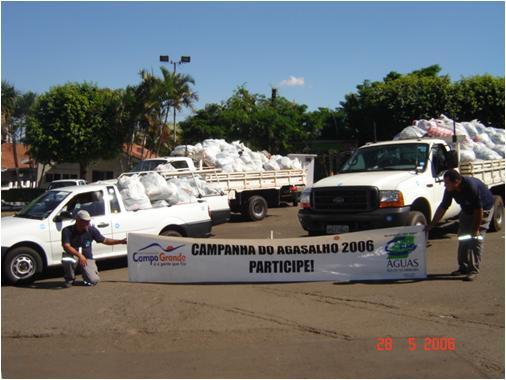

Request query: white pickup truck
[
  {"left": 130, "top": 156, "right": 311, "bottom": 221},
  {"left": 298, "top": 138, "right": 505, "bottom": 235},
  {"left": 1, "top": 183, "right": 212, "bottom": 284}
]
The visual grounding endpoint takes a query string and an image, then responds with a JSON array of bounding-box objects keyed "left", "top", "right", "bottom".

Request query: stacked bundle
[
  {"left": 117, "top": 172, "right": 219, "bottom": 211},
  {"left": 171, "top": 139, "right": 302, "bottom": 172},
  {"left": 395, "top": 115, "right": 505, "bottom": 161}
]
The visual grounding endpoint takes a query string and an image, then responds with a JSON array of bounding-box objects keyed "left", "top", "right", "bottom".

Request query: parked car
[{"left": 47, "top": 179, "right": 87, "bottom": 190}]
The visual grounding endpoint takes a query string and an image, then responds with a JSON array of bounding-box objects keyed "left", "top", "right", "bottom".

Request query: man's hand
[
  {"left": 120, "top": 238, "right": 127, "bottom": 244},
  {"left": 78, "top": 254, "right": 88, "bottom": 267}
]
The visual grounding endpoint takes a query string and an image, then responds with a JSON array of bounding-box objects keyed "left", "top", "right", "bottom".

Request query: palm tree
[
  {"left": 162, "top": 67, "right": 199, "bottom": 148},
  {"left": 1, "top": 80, "right": 17, "bottom": 143},
  {"left": 136, "top": 70, "right": 165, "bottom": 156},
  {"left": 1, "top": 82, "right": 36, "bottom": 186}
]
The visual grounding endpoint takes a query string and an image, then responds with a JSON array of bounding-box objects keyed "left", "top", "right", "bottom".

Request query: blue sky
[{"left": 2, "top": 1, "right": 504, "bottom": 120}]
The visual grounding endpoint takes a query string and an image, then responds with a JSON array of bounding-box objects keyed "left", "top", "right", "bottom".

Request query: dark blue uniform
[
  {"left": 439, "top": 176, "right": 494, "bottom": 276},
  {"left": 62, "top": 225, "right": 105, "bottom": 260},
  {"left": 440, "top": 176, "right": 494, "bottom": 214}
]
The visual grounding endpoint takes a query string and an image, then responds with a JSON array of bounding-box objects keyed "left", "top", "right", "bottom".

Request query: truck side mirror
[
  {"left": 447, "top": 151, "right": 459, "bottom": 169},
  {"left": 53, "top": 210, "right": 73, "bottom": 223}
]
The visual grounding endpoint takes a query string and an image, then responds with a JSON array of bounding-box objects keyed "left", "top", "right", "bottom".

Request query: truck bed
[
  {"left": 128, "top": 168, "right": 307, "bottom": 193},
  {"left": 201, "top": 169, "right": 306, "bottom": 192},
  {"left": 459, "top": 159, "right": 505, "bottom": 187}
]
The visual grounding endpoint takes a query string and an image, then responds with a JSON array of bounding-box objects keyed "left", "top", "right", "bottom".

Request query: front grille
[{"left": 311, "top": 186, "right": 378, "bottom": 212}]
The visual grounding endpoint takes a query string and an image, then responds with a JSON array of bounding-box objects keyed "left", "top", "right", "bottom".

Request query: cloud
[{"left": 279, "top": 76, "right": 305, "bottom": 87}]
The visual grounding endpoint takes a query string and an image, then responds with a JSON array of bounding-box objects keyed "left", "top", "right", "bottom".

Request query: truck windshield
[
  {"left": 340, "top": 143, "right": 429, "bottom": 173},
  {"left": 15, "top": 191, "right": 71, "bottom": 220}
]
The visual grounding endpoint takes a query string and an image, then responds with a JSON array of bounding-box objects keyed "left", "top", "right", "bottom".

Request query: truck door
[
  {"left": 106, "top": 186, "right": 158, "bottom": 254},
  {"left": 49, "top": 189, "right": 114, "bottom": 263},
  {"left": 429, "top": 144, "right": 461, "bottom": 219}
]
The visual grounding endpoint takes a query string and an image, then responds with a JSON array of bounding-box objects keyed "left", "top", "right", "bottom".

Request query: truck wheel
[
  {"left": 160, "top": 229, "right": 183, "bottom": 237},
  {"left": 489, "top": 195, "right": 504, "bottom": 232},
  {"left": 244, "top": 196, "right": 268, "bottom": 221},
  {"left": 408, "top": 211, "right": 427, "bottom": 226},
  {"left": 3, "top": 247, "right": 42, "bottom": 284}
]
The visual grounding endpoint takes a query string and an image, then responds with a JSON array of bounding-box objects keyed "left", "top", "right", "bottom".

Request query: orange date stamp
[{"left": 376, "top": 337, "right": 456, "bottom": 351}]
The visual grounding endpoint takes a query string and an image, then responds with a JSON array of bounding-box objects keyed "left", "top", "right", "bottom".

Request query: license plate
[{"left": 326, "top": 225, "right": 349, "bottom": 234}]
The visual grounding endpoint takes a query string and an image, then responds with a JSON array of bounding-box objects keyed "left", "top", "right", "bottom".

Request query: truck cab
[
  {"left": 298, "top": 139, "right": 465, "bottom": 235},
  {"left": 130, "top": 157, "right": 196, "bottom": 172}
]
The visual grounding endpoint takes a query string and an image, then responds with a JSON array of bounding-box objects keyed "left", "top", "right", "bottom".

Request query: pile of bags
[
  {"left": 117, "top": 172, "right": 220, "bottom": 211},
  {"left": 171, "top": 139, "right": 302, "bottom": 172},
  {"left": 395, "top": 115, "right": 505, "bottom": 162}
]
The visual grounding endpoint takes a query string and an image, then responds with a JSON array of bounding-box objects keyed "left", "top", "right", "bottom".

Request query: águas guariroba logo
[{"left": 385, "top": 234, "right": 419, "bottom": 272}]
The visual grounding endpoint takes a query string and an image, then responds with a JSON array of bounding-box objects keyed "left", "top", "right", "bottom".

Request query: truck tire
[
  {"left": 489, "top": 195, "right": 504, "bottom": 232},
  {"left": 408, "top": 211, "right": 427, "bottom": 226},
  {"left": 160, "top": 229, "right": 183, "bottom": 237},
  {"left": 3, "top": 246, "right": 42, "bottom": 284},
  {"left": 243, "top": 195, "right": 268, "bottom": 221}
]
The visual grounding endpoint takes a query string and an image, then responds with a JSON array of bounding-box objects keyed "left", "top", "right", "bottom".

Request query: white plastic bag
[
  {"left": 140, "top": 172, "right": 174, "bottom": 201},
  {"left": 118, "top": 175, "right": 151, "bottom": 211}
]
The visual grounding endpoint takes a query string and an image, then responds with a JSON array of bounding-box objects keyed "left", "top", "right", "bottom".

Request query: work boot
[
  {"left": 451, "top": 269, "right": 466, "bottom": 276},
  {"left": 62, "top": 280, "right": 74, "bottom": 288},
  {"left": 463, "top": 273, "right": 478, "bottom": 282}
]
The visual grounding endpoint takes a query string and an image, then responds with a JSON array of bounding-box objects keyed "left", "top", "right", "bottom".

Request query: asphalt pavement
[{"left": 2, "top": 206, "right": 504, "bottom": 378}]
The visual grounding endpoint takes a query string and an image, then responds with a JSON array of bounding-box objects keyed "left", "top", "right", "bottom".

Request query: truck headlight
[
  {"left": 299, "top": 188, "right": 312, "bottom": 209},
  {"left": 379, "top": 190, "right": 404, "bottom": 208}
]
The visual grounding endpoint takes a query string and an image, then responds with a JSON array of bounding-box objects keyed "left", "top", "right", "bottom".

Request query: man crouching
[{"left": 61, "top": 210, "right": 126, "bottom": 287}]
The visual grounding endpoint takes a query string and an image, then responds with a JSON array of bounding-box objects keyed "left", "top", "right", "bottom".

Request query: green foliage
[
  {"left": 2, "top": 81, "right": 37, "bottom": 142},
  {"left": 452, "top": 75, "right": 505, "bottom": 129},
  {"left": 340, "top": 65, "right": 504, "bottom": 143},
  {"left": 132, "top": 68, "right": 198, "bottom": 155},
  {"left": 25, "top": 83, "right": 128, "bottom": 177},
  {"left": 180, "top": 86, "right": 324, "bottom": 154}
]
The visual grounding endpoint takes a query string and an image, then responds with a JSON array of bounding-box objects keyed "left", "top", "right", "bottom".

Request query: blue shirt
[
  {"left": 62, "top": 225, "right": 105, "bottom": 259},
  {"left": 440, "top": 176, "right": 494, "bottom": 214}
]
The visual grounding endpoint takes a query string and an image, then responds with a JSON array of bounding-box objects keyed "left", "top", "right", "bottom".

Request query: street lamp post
[{"left": 159, "top": 55, "right": 191, "bottom": 145}]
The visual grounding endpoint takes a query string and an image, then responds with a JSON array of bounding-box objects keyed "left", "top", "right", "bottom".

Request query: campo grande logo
[
  {"left": 138, "top": 243, "right": 185, "bottom": 253},
  {"left": 133, "top": 243, "right": 187, "bottom": 266}
]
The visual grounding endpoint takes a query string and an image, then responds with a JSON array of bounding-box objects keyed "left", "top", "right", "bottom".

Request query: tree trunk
[
  {"left": 12, "top": 136, "right": 20, "bottom": 188},
  {"left": 37, "top": 163, "right": 47, "bottom": 188}
]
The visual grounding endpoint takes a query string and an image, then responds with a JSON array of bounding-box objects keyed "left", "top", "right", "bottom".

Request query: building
[
  {"left": 1, "top": 143, "right": 36, "bottom": 189},
  {"left": 1, "top": 143, "right": 157, "bottom": 189}
]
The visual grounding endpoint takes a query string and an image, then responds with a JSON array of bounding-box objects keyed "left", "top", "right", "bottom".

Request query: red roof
[
  {"left": 1, "top": 143, "right": 156, "bottom": 170},
  {"left": 122, "top": 143, "right": 157, "bottom": 160},
  {"left": 1, "top": 144, "right": 32, "bottom": 169}
]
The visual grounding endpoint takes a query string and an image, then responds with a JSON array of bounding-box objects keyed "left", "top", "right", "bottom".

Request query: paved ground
[{"left": 2, "top": 206, "right": 504, "bottom": 378}]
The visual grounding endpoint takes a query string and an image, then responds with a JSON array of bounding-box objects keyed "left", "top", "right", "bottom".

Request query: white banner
[{"left": 127, "top": 226, "right": 426, "bottom": 283}]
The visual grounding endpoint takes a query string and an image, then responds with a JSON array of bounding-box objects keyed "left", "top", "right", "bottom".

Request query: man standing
[
  {"left": 427, "top": 169, "right": 494, "bottom": 281},
  {"left": 62, "top": 210, "right": 126, "bottom": 287}
]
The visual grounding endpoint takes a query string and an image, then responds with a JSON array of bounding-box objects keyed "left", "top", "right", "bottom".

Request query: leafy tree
[
  {"left": 306, "top": 108, "right": 352, "bottom": 140},
  {"left": 341, "top": 65, "right": 455, "bottom": 143},
  {"left": 452, "top": 75, "right": 505, "bottom": 129},
  {"left": 26, "top": 83, "right": 128, "bottom": 178},
  {"left": 180, "top": 86, "right": 322, "bottom": 154},
  {"left": 340, "top": 65, "right": 504, "bottom": 144}
]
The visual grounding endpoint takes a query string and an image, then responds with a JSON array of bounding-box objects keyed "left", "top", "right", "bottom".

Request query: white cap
[{"left": 75, "top": 210, "right": 91, "bottom": 221}]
